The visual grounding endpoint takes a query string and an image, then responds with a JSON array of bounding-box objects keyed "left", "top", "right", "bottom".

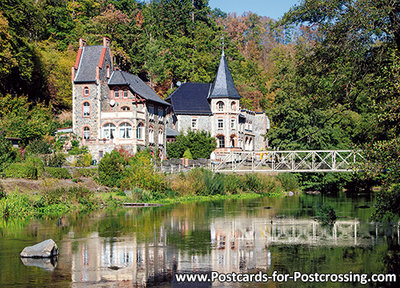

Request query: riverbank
[{"left": 0, "top": 176, "right": 288, "bottom": 220}]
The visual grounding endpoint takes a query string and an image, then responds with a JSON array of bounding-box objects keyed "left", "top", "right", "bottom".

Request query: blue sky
[{"left": 208, "top": 0, "right": 300, "bottom": 20}]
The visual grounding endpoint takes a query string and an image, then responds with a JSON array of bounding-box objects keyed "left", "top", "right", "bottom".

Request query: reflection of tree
[{"left": 383, "top": 238, "right": 400, "bottom": 288}]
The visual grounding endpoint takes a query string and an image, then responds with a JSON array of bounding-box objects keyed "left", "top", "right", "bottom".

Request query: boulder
[{"left": 20, "top": 239, "right": 59, "bottom": 258}]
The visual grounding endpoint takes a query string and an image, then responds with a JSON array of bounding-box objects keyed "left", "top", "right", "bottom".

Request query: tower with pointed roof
[{"left": 166, "top": 51, "right": 270, "bottom": 152}]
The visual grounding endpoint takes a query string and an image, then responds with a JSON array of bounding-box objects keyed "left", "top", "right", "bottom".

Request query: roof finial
[{"left": 221, "top": 36, "right": 225, "bottom": 56}]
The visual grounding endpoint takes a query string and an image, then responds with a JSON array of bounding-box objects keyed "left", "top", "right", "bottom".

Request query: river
[{"left": 0, "top": 191, "right": 399, "bottom": 287}]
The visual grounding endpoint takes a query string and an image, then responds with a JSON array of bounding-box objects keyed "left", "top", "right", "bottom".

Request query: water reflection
[
  {"left": 66, "top": 212, "right": 400, "bottom": 287},
  {"left": 2, "top": 195, "right": 400, "bottom": 287}
]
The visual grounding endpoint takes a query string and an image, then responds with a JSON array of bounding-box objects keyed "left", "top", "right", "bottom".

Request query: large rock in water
[{"left": 20, "top": 239, "right": 59, "bottom": 258}]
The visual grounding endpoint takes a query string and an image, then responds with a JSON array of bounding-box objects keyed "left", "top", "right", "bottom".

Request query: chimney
[
  {"left": 79, "top": 38, "right": 86, "bottom": 47},
  {"left": 103, "top": 37, "right": 110, "bottom": 47}
]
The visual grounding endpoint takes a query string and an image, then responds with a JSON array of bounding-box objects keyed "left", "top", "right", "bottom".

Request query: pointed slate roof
[
  {"left": 166, "top": 83, "right": 212, "bottom": 115},
  {"left": 74, "top": 46, "right": 105, "bottom": 83},
  {"left": 108, "top": 70, "right": 169, "bottom": 106},
  {"left": 208, "top": 52, "right": 241, "bottom": 99}
]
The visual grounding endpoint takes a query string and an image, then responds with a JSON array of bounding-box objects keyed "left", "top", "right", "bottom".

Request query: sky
[{"left": 208, "top": 0, "right": 300, "bottom": 20}]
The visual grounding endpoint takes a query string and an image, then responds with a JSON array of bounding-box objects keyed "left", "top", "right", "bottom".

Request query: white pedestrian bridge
[{"left": 212, "top": 150, "right": 364, "bottom": 173}]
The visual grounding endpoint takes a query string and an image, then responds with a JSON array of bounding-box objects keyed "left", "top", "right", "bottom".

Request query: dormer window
[{"left": 217, "top": 101, "right": 224, "bottom": 111}]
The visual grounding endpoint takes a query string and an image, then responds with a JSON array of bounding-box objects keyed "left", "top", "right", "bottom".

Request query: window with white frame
[
  {"left": 217, "top": 101, "right": 224, "bottom": 111},
  {"left": 191, "top": 118, "right": 198, "bottom": 129},
  {"left": 149, "top": 128, "right": 154, "bottom": 143},
  {"left": 137, "top": 123, "right": 144, "bottom": 140},
  {"left": 102, "top": 123, "right": 116, "bottom": 139},
  {"left": 83, "top": 126, "right": 90, "bottom": 140},
  {"left": 231, "top": 119, "right": 236, "bottom": 129},
  {"left": 231, "top": 101, "right": 236, "bottom": 111},
  {"left": 218, "top": 119, "right": 224, "bottom": 129},
  {"left": 106, "top": 66, "right": 110, "bottom": 78},
  {"left": 217, "top": 135, "right": 225, "bottom": 148},
  {"left": 158, "top": 130, "right": 163, "bottom": 145},
  {"left": 115, "top": 89, "right": 120, "bottom": 98},
  {"left": 119, "top": 122, "right": 132, "bottom": 139},
  {"left": 83, "top": 102, "right": 90, "bottom": 117},
  {"left": 123, "top": 90, "right": 128, "bottom": 98}
]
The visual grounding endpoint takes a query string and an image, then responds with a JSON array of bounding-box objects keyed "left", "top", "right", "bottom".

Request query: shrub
[
  {"left": 43, "top": 153, "right": 66, "bottom": 167},
  {"left": 124, "top": 150, "right": 166, "bottom": 193},
  {"left": 276, "top": 173, "right": 299, "bottom": 192},
  {"left": 98, "top": 150, "right": 126, "bottom": 187},
  {"left": 72, "top": 168, "right": 98, "bottom": 178},
  {"left": 0, "top": 133, "right": 16, "bottom": 171},
  {"left": 224, "top": 174, "right": 243, "bottom": 194},
  {"left": 3, "top": 163, "right": 38, "bottom": 179},
  {"left": 26, "top": 139, "right": 52, "bottom": 155},
  {"left": 167, "top": 130, "right": 216, "bottom": 159},
  {"left": 0, "top": 193, "right": 33, "bottom": 219},
  {"left": 74, "top": 153, "right": 92, "bottom": 167},
  {"left": 25, "top": 157, "right": 45, "bottom": 177},
  {"left": 44, "top": 167, "right": 72, "bottom": 179},
  {"left": 183, "top": 149, "right": 193, "bottom": 159}
]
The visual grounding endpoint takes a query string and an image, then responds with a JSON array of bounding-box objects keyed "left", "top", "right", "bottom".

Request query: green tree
[
  {"left": 98, "top": 150, "right": 126, "bottom": 187},
  {"left": 0, "top": 133, "right": 15, "bottom": 171},
  {"left": 167, "top": 130, "right": 216, "bottom": 159}
]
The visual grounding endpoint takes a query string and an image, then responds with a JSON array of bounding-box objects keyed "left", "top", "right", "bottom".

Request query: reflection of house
[
  {"left": 72, "top": 37, "right": 169, "bottom": 161},
  {"left": 166, "top": 51, "right": 270, "bottom": 152}
]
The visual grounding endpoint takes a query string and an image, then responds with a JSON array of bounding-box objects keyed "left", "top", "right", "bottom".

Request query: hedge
[
  {"left": 44, "top": 167, "right": 72, "bottom": 179},
  {"left": 3, "top": 163, "right": 38, "bottom": 179}
]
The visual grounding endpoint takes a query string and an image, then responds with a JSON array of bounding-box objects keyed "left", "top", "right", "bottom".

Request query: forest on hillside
[{"left": 0, "top": 0, "right": 400, "bottom": 216}]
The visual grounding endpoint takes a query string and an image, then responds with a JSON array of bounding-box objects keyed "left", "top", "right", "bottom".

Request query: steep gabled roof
[
  {"left": 74, "top": 46, "right": 105, "bottom": 83},
  {"left": 208, "top": 53, "right": 241, "bottom": 99},
  {"left": 166, "top": 83, "right": 212, "bottom": 115},
  {"left": 108, "top": 70, "right": 169, "bottom": 106}
]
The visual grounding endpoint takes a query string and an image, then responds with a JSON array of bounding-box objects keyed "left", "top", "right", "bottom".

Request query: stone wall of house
[{"left": 176, "top": 115, "right": 211, "bottom": 133}]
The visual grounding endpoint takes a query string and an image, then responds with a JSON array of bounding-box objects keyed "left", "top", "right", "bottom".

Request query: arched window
[
  {"left": 121, "top": 106, "right": 130, "bottom": 111},
  {"left": 119, "top": 122, "right": 132, "bottom": 139},
  {"left": 217, "top": 101, "right": 224, "bottom": 111},
  {"left": 137, "top": 122, "right": 144, "bottom": 140},
  {"left": 102, "top": 123, "right": 116, "bottom": 139},
  {"left": 83, "top": 126, "right": 90, "bottom": 140},
  {"left": 158, "top": 130, "right": 163, "bottom": 145},
  {"left": 83, "top": 87, "right": 89, "bottom": 97},
  {"left": 149, "top": 127, "right": 154, "bottom": 143},
  {"left": 83, "top": 102, "right": 90, "bottom": 117},
  {"left": 230, "top": 136, "right": 235, "bottom": 148},
  {"left": 217, "top": 135, "right": 225, "bottom": 148},
  {"left": 231, "top": 101, "right": 236, "bottom": 111}
]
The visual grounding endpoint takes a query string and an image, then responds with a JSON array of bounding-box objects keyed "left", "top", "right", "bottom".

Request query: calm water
[{"left": 0, "top": 191, "right": 399, "bottom": 287}]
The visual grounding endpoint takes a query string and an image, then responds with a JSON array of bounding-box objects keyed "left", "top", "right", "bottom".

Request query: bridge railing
[{"left": 212, "top": 150, "right": 364, "bottom": 173}]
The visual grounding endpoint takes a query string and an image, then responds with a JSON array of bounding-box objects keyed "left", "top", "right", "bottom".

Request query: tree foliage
[{"left": 167, "top": 130, "right": 216, "bottom": 159}]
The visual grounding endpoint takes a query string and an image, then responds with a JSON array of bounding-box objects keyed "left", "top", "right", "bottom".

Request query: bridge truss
[{"left": 212, "top": 150, "right": 364, "bottom": 173}]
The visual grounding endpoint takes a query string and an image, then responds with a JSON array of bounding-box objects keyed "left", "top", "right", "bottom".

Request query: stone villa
[
  {"left": 166, "top": 51, "right": 270, "bottom": 152},
  {"left": 72, "top": 37, "right": 169, "bottom": 161},
  {"left": 72, "top": 37, "right": 269, "bottom": 160}
]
